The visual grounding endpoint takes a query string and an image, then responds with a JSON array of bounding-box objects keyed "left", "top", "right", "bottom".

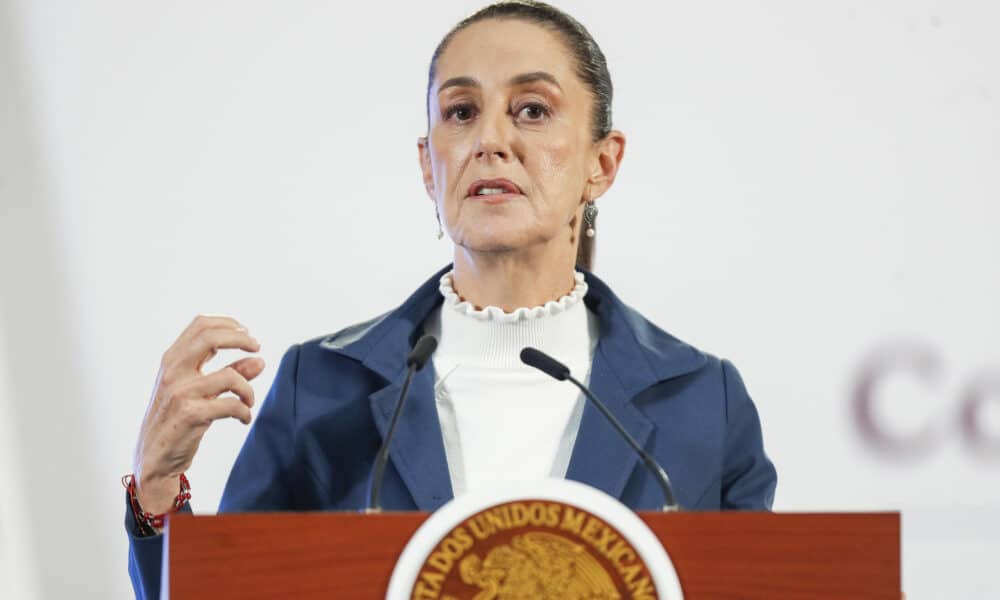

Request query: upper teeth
[{"left": 477, "top": 187, "right": 507, "bottom": 195}]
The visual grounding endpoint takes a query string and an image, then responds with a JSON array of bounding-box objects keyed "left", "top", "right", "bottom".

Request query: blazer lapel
[
  {"left": 368, "top": 361, "right": 454, "bottom": 511},
  {"left": 565, "top": 343, "right": 653, "bottom": 499},
  {"left": 322, "top": 266, "right": 453, "bottom": 511},
  {"left": 567, "top": 270, "right": 708, "bottom": 502}
]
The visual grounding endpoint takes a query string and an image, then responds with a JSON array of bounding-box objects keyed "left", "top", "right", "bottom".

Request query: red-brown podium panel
[{"left": 165, "top": 511, "right": 899, "bottom": 599}]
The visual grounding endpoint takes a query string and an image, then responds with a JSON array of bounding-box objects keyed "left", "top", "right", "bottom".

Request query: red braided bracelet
[{"left": 122, "top": 473, "right": 191, "bottom": 535}]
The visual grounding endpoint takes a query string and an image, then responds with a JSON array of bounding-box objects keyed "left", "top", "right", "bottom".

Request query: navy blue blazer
[{"left": 126, "top": 266, "right": 776, "bottom": 598}]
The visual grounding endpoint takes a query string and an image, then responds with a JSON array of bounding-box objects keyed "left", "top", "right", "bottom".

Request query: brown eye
[
  {"left": 445, "top": 103, "right": 476, "bottom": 122},
  {"left": 516, "top": 102, "right": 550, "bottom": 122}
]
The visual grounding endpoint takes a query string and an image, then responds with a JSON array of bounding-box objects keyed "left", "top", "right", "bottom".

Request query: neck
[{"left": 451, "top": 245, "right": 578, "bottom": 313}]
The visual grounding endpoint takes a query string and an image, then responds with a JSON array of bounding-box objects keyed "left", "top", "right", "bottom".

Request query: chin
[
  {"left": 457, "top": 237, "right": 522, "bottom": 255},
  {"left": 455, "top": 228, "right": 535, "bottom": 255}
]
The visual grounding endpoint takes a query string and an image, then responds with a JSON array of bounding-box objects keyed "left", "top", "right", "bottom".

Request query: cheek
[
  {"left": 533, "top": 137, "right": 584, "bottom": 203},
  {"left": 429, "top": 130, "right": 473, "bottom": 193}
]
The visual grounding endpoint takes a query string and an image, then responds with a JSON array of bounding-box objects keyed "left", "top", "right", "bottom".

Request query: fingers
[
  {"left": 189, "top": 366, "right": 256, "bottom": 408},
  {"left": 203, "top": 395, "right": 253, "bottom": 425},
  {"left": 163, "top": 314, "right": 252, "bottom": 362},
  {"left": 229, "top": 356, "right": 266, "bottom": 382},
  {"left": 174, "top": 393, "right": 252, "bottom": 426},
  {"left": 167, "top": 365, "right": 257, "bottom": 427},
  {"left": 170, "top": 327, "right": 261, "bottom": 372},
  {"left": 181, "top": 315, "right": 246, "bottom": 341}
]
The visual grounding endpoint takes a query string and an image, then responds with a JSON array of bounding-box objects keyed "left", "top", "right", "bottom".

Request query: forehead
[{"left": 433, "top": 19, "right": 580, "bottom": 90}]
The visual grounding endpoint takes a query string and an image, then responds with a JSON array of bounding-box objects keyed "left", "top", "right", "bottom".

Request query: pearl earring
[
  {"left": 584, "top": 201, "right": 598, "bottom": 238},
  {"left": 435, "top": 208, "right": 444, "bottom": 240}
]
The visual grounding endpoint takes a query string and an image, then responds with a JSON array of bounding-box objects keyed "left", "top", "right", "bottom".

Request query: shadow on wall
[{"left": 0, "top": 5, "right": 112, "bottom": 598}]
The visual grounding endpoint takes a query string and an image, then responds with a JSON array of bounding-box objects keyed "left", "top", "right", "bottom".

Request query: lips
[{"left": 467, "top": 178, "right": 524, "bottom": 198}]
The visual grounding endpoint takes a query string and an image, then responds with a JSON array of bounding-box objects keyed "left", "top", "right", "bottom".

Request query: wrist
[
  {"left": 136, "top": 473, "right": 182, "bottom": 514},
  {"left": 123, "top": 472, "right": 191, "bottom": 536}
]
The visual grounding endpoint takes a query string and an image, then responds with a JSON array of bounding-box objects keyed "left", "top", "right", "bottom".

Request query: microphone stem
[
  {"left": 567, "top": 375, "right": 680, "bottom": 512},
  {"left": 367, "top": 363, "right": 417, "bottom": 512}
]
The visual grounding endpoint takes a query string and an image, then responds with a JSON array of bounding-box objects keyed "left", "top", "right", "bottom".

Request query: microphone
[
  {"left": 406, "top": 334, "right": 438, "bottom": 370},
  {"left": 520, "top": 347, "right": 681, "bottom": 511},
  {"left": 366, "top": 334, "right": 438, "bottom": 512}
]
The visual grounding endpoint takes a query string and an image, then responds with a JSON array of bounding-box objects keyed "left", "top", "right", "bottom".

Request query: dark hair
[{"left": 426, "top": 1, "right": 613, "bottom": 271}]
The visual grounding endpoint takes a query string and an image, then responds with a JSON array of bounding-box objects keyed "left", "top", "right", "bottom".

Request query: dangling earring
[
  {"left": 584, "top": 201, "right": 598, "bottom": 238},
  {"left": 435, "top": 208, "right": 444, "bottom": 240}
]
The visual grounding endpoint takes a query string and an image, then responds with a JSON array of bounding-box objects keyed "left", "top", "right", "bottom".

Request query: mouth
[{"left": 466, "top": 178, "right": 524, "bottom": 199}]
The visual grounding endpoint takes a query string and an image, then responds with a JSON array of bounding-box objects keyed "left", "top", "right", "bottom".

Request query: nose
[
  {"left": 474, "top": 109, "right": 513, "bottom": 162},
  {"left": 476, "top": 143, "right": 509, "bottom": 162}
]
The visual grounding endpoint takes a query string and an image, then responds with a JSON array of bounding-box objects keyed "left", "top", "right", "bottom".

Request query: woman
[{"left": 125, "top": 2, "right": 776, "bottom": 597}]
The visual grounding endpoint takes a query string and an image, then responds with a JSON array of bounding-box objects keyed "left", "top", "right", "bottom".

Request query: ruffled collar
[
  {"left": 427, "top": 270, "right": 596, "bottom": 369},
  {"left": 438, "top": 271, "right": 588, "bottom": 323}
]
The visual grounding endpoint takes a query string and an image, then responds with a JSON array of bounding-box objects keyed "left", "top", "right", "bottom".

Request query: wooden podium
[{"left": 165, "top": 511, "right": 899, "bottom": 598}]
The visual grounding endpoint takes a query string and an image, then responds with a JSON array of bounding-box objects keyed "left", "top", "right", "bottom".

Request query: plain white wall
[
  {"left": 1, "top": 0, "right": 997, "bottom": 598},
  {"left": 0, "top": 320, "right": 41, "bottom": 600}
]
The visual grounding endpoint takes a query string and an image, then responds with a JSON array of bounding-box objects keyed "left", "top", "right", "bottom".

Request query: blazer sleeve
[
  {"left": 124, "top": 495, "right": 191, "bottom": 599},
  {"left": 125, "top": 344, "right": 301, "bottom": 599},
  {"left": 218, "top": 344, "right": 300, "bottom": 512},
  {"left": 720, "top": 359, "right": 777, "bottom": 509}
]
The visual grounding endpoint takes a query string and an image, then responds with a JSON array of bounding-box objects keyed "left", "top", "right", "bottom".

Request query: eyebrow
[{"left": 437, "top": 71, "right": 563, "bottom": 94}]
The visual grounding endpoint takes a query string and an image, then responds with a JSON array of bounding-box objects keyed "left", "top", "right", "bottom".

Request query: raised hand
[{"left": 132, "top": 315, "right": 265, "bottom": 514}]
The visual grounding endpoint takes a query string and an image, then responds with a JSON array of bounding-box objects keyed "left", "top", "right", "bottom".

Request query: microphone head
[
  {"left": 406, "top": 334, "right": 438, "bottom": 370},
  {"left": 519, "top": 347, "right": 571, "bottom": 381}
]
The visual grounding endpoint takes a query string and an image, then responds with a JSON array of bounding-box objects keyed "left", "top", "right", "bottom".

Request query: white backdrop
[{"left": 1, "top": 1, "right": 997, "bottom": 598}]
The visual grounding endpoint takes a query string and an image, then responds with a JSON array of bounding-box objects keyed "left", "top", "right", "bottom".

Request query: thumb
[{"left": 228, "top": 356, "right": 266, "bottom": 381}]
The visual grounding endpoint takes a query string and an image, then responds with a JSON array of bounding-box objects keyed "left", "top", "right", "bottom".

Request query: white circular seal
[{"left": 386, "top": 478, "right": 684, "bottom": 599}]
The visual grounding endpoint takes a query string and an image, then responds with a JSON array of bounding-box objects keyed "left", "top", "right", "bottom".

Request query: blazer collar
[
  {"left": 320, "top": 265, "right": 706, "bottom": 507},
  {"left": 318, "top": 265, "right": 449, "bottom": 382}
]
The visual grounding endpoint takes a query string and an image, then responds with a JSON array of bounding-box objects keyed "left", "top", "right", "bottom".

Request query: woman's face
[{"left": 419, "top": 19, "right": 623, "bottom": 257}]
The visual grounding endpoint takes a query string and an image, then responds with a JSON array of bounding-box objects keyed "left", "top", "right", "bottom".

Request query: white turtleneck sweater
[{"left": 422, "top": 270, "right": 600, "bottom": 496}]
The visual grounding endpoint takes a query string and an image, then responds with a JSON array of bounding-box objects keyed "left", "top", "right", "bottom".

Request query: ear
[
  {"left": 417, "top": 136, "right": 436, "bottom": 200},
  {"left": 585, "top": 130, "right": 626, "bottom": 201}
]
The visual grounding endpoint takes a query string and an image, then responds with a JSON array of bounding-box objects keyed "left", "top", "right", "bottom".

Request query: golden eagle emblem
[{"left": 458, "top": 531, "right": 620, "bottom": 600}]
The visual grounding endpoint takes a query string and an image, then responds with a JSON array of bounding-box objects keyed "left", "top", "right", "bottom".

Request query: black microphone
[
  {"left": 520, "top": 347, "right": 681, "bottom": 511},
  {"left": 366, "top": 334, "right": 438, "bottom": 512},
  {"left": 406, "top": 334, "right": 438, "bottom": 370}
]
